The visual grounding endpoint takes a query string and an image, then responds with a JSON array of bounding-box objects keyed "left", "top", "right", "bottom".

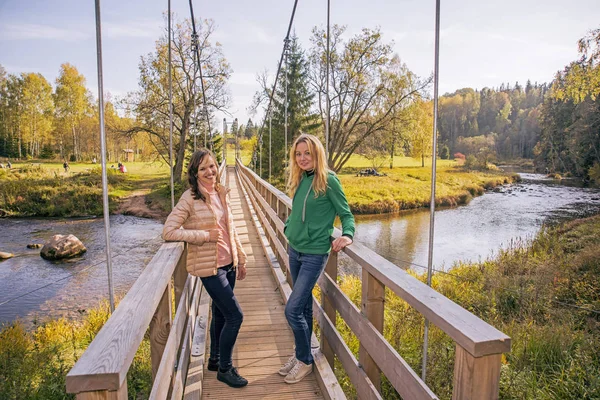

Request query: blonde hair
[{"left": 287, "top": 133, "right": 330, "bottom": 198}]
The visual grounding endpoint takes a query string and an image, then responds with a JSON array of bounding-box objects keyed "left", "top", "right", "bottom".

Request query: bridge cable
[
  {"left": 168, "top": 0, "right": 175, "bottom": 210},
  {"left": 93, "top": 0, "right": 116, "bottom": 313},
  {"left": 0, "top": 233, "right": 163, "bottom": 308},
  {"left": 188, "top": 0, "right": 213, "bottom": 150},
  {"left": 422, "top": 0, "right": 442, "bottom": 381},
  {"left": 253, "top": 0, "right": 299, "bottom": 173}
]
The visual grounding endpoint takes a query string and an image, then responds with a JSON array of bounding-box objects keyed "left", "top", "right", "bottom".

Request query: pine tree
[{"left": 257, "top": 34, "right": 318, "bottom": 180}]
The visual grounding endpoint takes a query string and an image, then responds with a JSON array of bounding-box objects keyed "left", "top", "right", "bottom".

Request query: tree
[
  {"left": 408, "top": 99, "right": 434, "bottom": 167},
  {"left": 21, "top": 73, "right": 54, "bottom": 157},
  {"left": 54, "top": 63, "right": 91, "bottom": 161},
  {"left": 309, "top": 26, "right": 428, "bottom": 171},
  {"left": 252, "top": 34, "right": 318, "bottom": 179},
  {"left": 124, "top": 16, "right": 231, "bottom": 183}
]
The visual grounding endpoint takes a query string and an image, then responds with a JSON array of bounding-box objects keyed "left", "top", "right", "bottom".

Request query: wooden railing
[
  {"left": 236, "top": 160, "right": 511, "bottom": 400},
  {"left": 66, "top": 161, "right": 226, "bottom": 399}
]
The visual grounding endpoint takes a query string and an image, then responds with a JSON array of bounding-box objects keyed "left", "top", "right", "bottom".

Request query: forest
[{"left": 0, "top": 20, "right": 598, "bottom": 183}]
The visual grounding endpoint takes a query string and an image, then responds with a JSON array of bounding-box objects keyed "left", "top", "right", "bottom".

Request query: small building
[{"left": 122, "top": 149, "right": 134, "bottom": 163}]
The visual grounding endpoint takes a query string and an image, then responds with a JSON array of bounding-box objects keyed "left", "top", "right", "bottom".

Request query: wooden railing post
[
  {"left": 150, "top": 282, "right": 173, "bottom": 380},
  {"left": 174, "top": 244, "right": 188, "bottom": 307},
  {"left": 76, "top": 385, "right": 128, "bottom": 400},
  {"left": 321, "top": 251, "right": 338, "bottom": 367},
  {"left": 452, "top": 346, "right": 502, "bottom": 400},
  {"left": 360, "top": 270, "right": 385, "bottom": 391}
]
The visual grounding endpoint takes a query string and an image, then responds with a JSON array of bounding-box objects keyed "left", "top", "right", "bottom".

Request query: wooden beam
[
  {"left": 318, "top": 273, "right": 438, "bottom": 400},
  {"left": 313, "top": 300, "right": 382, "bottom": 400},
  {"left": 360, "top": 270, "right": 385, "bottom": 391},
  {"left": 343, "top": 239, "right": 511, "bottom": 357},
  {"left": 66, "top": 242, "right": 185, "bottom": 394},
  {"left": 150, "top": 282, "right": 172, "bottom": 380},
  {"left": 452, "top": 346, "right": 502, "bottom": 400},
  {"left": 321, "top": 252, "right": 338, "bottom": 368}
]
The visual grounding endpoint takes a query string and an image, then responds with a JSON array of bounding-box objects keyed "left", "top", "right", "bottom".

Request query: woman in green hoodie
[{"left": 279, "top": 133, "right": 355, "bottom": 384}]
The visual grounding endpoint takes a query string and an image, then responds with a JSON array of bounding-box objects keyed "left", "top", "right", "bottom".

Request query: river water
[
  {"left": 339, "top": 173, "right": 600, "bottom": 275},
  {"left": 1, "top": 173, "right": 599, "bottom": 326},
  {"left": 0, "top": 215, "right": 163, "bottom": 327}
]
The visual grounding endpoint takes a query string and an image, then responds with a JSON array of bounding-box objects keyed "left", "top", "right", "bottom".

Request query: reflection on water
[
  {"left": 339, "top": 173, "right": 600, "bottom": 275},
  {"left": 0, "top": 215, "right": 163, "bottom": 326}
]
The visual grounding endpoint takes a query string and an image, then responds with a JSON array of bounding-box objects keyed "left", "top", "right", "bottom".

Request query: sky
[{"left": 1, "top": 0, "right": 599, "bottom": 132}]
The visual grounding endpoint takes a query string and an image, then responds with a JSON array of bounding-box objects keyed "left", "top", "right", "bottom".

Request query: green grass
[
  {"left": 0, "top": 300, "right": 152, "bottom": 400},
  {"left": 331, "top": 214, "right": 600, "bottom": 399},
  {"left": 338, "top": 165, "right": 518, "bottom": 214}
]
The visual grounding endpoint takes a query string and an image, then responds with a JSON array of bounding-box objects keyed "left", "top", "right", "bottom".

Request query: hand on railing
[{"left": 331, "top": 236, "right": 352, "bottom": 252}]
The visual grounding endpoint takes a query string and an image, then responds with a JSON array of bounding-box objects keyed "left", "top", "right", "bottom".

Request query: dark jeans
[
  {"left": 201, "top": 263, "right": 243, "bottom": 371},
  {"left": 285, "top": 246, "right": 328, "bottom": 365}
]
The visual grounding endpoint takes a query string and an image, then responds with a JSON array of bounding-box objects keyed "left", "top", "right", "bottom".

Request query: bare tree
[
  {"left": 309, "top": 26, "right": 430, "bottom": 172},
  {"left": 122, "top": 16, "right": 231, "bottom": 182}
]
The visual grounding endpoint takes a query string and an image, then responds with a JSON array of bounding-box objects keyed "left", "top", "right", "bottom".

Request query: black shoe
[
  {"left": 207, "top": 358, "right": 219, "bottom": 372},
  {"left": 217, "top": 367, "right": 248, "bottom": 388}
]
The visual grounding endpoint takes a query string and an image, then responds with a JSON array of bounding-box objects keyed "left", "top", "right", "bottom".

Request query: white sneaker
[
  {"left": 278, "top": 354, "right": 297, "bottom": 376},
  {"left": 284, "top": 360, "right": 313, "bottom": 384}
]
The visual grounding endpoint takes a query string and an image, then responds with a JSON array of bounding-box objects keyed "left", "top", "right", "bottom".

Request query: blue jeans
[
  {"left": 285, "top": 246, "right": 328, "bottom": 365},
  {"left": 201, "top": 263, "right": 243, "bottom": 371}
]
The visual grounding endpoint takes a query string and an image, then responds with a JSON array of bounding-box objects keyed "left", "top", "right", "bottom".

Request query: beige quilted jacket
[{"left": 162, "top": 186, "right": 247, "bottom": 277}]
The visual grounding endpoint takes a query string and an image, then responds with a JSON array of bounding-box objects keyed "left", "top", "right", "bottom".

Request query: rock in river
[{"left": 40, "top": 234, "right": 87, "bottom": 260}]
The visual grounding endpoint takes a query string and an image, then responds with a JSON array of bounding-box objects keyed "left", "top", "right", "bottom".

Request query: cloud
[
  {"left": 0, "top": 23, "right": 88, "bottom": 41},
  {"left": 103, "top": 20, "right": 163, "bottom": 39},
  {"left": 229, "top": 72, "right": 259, "bottom": 86}
]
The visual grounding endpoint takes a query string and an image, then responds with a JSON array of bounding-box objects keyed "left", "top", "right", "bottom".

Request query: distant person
[
  {"left": 162, "top": 148, "right": 248, "bottom": 388},
  {"left": 280, "top": 133, "right": 355, "bottom": 384},
  {"left": 119, "top": 163, "right": 127, "bottom": 173},
  {"left": 92, "top": 157, "right": 97, "bottom": 164},
  {"left": 63, "top": 161, "right": 69, "bottom": 172},
  {"left": 6, "top": 160, "right": 11, "bottom": 169}
]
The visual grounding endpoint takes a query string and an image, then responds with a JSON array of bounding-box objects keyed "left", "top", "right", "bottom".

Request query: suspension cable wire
[
  {"left": 168, "top": 0, "right": 175, "bottom": 210},
  {"left": 253, "top": 0, "right": 299, "bottom": 168},
  {"left": 0, "top": 234, "right": 163, "bottom": 308},
  {"left": 422, "top": 0, "right": 441, "bottom": 382},
  {"left": 325, "top": 0, "right": 331, "bottom": 163},
  {"left": 93, "top": 0, "right": 115, "bottom": 313},
  {"left": 192, "top": 39, "right": 199, "bottom": 152},
  {"left": 188, "top": 0, "right": 213, "bottom": 150},
  {"left": 284, "top": 37, "right": 290, "bottom": 169}
]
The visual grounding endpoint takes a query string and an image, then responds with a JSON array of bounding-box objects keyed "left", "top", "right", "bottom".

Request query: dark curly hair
[{"left": 187, "top": 148, "right": 221, "bottom": 201}]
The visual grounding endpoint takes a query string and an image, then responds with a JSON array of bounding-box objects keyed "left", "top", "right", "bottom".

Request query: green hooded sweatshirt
[{"left": 284, "top": 171, "right": 355, "bottom": 254}]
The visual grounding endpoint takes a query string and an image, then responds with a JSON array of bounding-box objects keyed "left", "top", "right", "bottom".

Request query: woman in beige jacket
[{"left": 163, "top": 148, "right": 248, "bottom": 388}]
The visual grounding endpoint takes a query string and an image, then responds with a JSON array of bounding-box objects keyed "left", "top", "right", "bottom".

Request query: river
[
  {"left": 0, "top": 215, "right": 163, "bottom": 327},
  {"left": 339, "top": 172, "right": 600, "bottom": 275},
  {"left": 1, "top": 173, "right": 599, "bottom": 326}
]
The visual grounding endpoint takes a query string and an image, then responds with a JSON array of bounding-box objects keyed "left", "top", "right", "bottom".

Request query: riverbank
[
  {"left": 335, "top": 213, "right": 600, "bottom": 399},
  {"left": 339, "top": 165, "right": 519, "bottom": 214},
  {"left": 0, "top": 162, "right": 172, "bottom": 220},
  {"left": 2, "top": 213, "right": 598, "bottom": 398}
]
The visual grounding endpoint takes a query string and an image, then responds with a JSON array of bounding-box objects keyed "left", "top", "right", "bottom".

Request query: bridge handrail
[
  {"left": 66, "top": 241, "right": 186, "bottom": 395},
  {"left": 236, "top": 159, "right": 511, "bottom": 399}
]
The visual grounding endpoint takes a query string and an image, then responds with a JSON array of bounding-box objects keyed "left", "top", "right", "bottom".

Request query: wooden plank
[
  {"left": 66, "top": 242, "right": 185, "bottom": 394},
  {"left": 452, "top": 346, "right": 502, "bottom": 400},
  {"left": 150, "top": 283, "right": 172, "bottom": 380},
  {"left": 360, "top": 270, "right": 385, "bottom": 390},
  {"left": 148, "top": 277, "right": 194, "bottom": 399},
  {"left": 342, "top": 237, "right": 511, "bottom": 357},
  {"left": 312, "top": 300, "right": 381, "bottom": 400},
  {"left": 322, "top": 252, "right": 338, "bottom": 367},
  {"left": 318, "top": 273, "right": 438, "bottom": 400}
]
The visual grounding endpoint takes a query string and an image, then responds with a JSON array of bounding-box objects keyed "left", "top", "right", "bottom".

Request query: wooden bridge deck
[{"left": 200, "top": 167, "right": 324, "bottom": 399}]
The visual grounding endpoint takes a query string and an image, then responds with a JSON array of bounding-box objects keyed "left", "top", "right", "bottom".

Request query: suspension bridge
[
  {"left": 65, "top": 161, "right": 511, "bottom": 399},
  {"left": 67, "top": 0, "right": 511, "bottom": 398}
]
